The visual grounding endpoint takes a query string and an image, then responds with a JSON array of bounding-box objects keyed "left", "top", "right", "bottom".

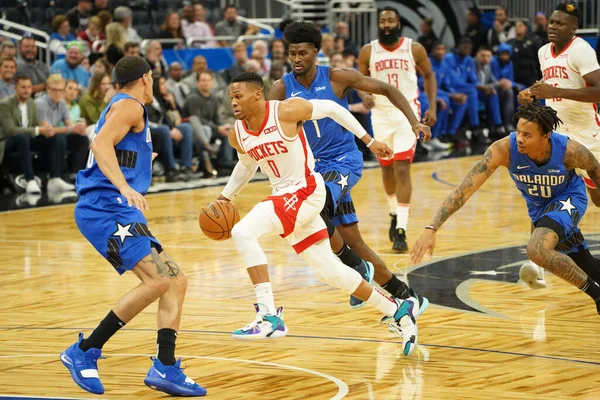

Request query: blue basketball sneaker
[
  {"left": 232, "top": 303, "right": 288, "bottom": 340},
  {"left": 381, "top": 297, "right": 418, "bottom": 356},
  {"left": 410, "top": 288, "right": 429, "bottom": 317},
  {"left": 60, "top": 333, "right": 105, "bottom": 395},
  {"left": 144, "top": 357, "right": 207, "bottom": 396},
  {"left": 350, "top": 261, "right": 375, "bottom": 309}
]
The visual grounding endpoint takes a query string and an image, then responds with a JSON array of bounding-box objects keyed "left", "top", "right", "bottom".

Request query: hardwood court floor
[{"left": 1, "top": 155, "right": 600, "bottom": 400}]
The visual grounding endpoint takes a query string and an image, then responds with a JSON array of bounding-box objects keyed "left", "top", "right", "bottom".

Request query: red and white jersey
[
  {"left": 538, "top": 37, "right": 600, "bottom": 130},
  {"left": 234, "top": 100, "right": 316, "bottom": 195},
  {"left": 369, "top": 37, "right": 419, "bottom": 109}
]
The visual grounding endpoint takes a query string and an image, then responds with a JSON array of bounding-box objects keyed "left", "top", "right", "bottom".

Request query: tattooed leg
[{"left": 157, "top": 251, "right": 188, "bottom": 331}]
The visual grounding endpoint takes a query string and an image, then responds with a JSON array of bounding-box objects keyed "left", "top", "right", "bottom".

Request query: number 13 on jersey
[{"left": 387, "top": 73, "right": 399, "bottom": 88}]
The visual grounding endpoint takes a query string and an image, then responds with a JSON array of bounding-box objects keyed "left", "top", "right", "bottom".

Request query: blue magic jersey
[
  {"left": 76, "top": 93, "right": 152, "bottom": 196},
  {"left": 282, "top": 66, "right": 363, "bottom": 171},
  {"left": 509, "top": 132, "right": 586, "bottom": 218}
]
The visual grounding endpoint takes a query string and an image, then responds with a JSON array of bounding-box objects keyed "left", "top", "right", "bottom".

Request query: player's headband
[{"left": 115, "top": 60, "right": 151, "bottom": 86}]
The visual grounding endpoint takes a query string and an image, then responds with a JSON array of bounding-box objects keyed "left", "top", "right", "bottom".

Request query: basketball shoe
[
  {"left": 60, "top": 333, "right": 105, "bottom": 395},
  {"left": 144, "top": 357, "right": 207, "bottom": 396},
  {"left": 393, "top": 228, "right": 409, "bottom": 253},
  {"left": 389, "top": 214, "right": 397, "bottom": 242},
  {"left": 519, "top": 261, "right": 547, "bottom": 289},
  {"left": 381, "top": 297, "right": 419, "bottom": 356},
  {"left": 232, "top": 303, "right": 288, "bottom": 340},
  {"left": 350, "top": 261, "right": 375, "bottom": 308},
  {"left": 388, "top": 288, "right": 428, "bottom": 332}
]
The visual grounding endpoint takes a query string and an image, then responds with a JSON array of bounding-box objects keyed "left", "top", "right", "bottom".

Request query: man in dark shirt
[
  {"left": 65, "top": 0, "right": 93, "bottom": 33},
  {"left": 464, "top": 6, "right": 488, "bottom": 56},
  {"left": 417, "top": 18, "right": 437, "bottom": 54}
]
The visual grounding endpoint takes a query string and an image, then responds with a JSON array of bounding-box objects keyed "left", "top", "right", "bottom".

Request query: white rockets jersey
[
  {"left": 234, "top": 100, "right": 316, "bottom": 195},
  {"left": 538, "top": 37, "right": 600, "bottom": 130},
  {"left": 369, "top": 37, "right": 419, "bottom": 109}
]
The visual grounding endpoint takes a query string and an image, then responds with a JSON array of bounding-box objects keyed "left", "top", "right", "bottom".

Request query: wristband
[
  {"left": 425, "top": 225, "right": 437, "bottom": 232},
  {"left": 366, "top": 137, "right": 375, "bottom": 148}
]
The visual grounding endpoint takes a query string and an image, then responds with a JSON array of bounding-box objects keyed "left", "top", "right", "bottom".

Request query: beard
[{"left": 378, "top": 28, "right": 400, "bottom": 46}]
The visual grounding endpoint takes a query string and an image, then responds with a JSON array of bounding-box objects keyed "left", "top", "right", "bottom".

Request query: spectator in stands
[
  {"left": 508, "top": 19, "right": 541, "bottom": 88},
  {"left": 104, "top": 22, "right": 125, "bottom": 68},
  {"left": 66, "top": 0, "right": 93, "bottom": 34},
  {"left": 464, "top": 6, "right": 487, "bottom": 56},
  {"left": 50, "top": 42, "right": 90, "bottom": 90},
  {"left": 262, "top": 61, "right": 283, "bottom": 98},
  {"left": 145, "top": 40, "right": 166, "bottom": 75},
  {"left": 474, "top": 46, "right": 504, "bottom": 137},
  {"left": 0, "top": 41, "right": 16, "bottom": 58},
  {"left": 221, "top": 42, "right": 248, "bottom": 84},
  {"left": 158, "top": 11, "right": 185, "bottom": 49},
  {"left": 0, "top": 57, "right": 16, "bottom": 99},
  {"left": 487, "top": 6, "right": 515, "bottom": 51},
  {"left": 113, "top": 7, "right": 142, "bottom": 44},
  {"left": 534, "top": 12, "right": 549, "bottom": 45},
  {"left": 90, "top": 57, "right": 109, "bottom": 75},
  {"left": 182, "top": 5, "right": 194, "bottom": 25},
  {"left": 429, "top": 42, "right": 469, "bottom": 145},
  {"left": 166, "top": 62, "right": 189, "bottom": 110},
  {"left": 417, "top": 72, "right": 452, "bottom": 152},
  {"left": 80, "top": 72, "right": 114, "bottom": 128},
  {"left": 418, "top": 18, "right": 437, "bottom": 54},
  {"left": 342, "top": 50, "right": 356, "bottom": 68},
  {"left": 49, "top": 15, "right": 77, "bottom": 55},
  {"left": 96, "top": 10, "right": 113, "bottom": 35},
  {"left": 124, "top": 41, "right": 140, "bottom": 57},
  {"left": 92, "top": 0, "right": 109, "bottom": 16},
  {"left": 244, "top": 59, "right": 260, "bottom": 74},
  {"left": 445, "top": 38, "right": 485, "bottom": 140},
  {"left": 183, "top": 3, "right": 216, "bottom": 48},
  {"left": 80, "top": 57, "right": 90, "bottom": 71},
  {"left": 329, "top": 52, "right": 345, "bottom": 68},
  {"left": 317, "top": 33, "right": 334, "bottom": 65},
  {"left": 35, "top": 74, "right": 88, "bottom": 182},
  {"left": 251, "top": 50, "right": 269, "bottom": 77},
  {"left": 64, "top": 79, "right": 81, "bottom": 123},
  {"left": 16, "top": 37, "right": 50, "bottom": 96},
  {"left": 77, "top": 16, "right": 105, "bottom": 54},
  {"left": 270, "top": 39, "right": 291, "bottom": 73},
  {"left": 0, "top": 75, "right": 57, "bottom": 194},
  {"left": 334, "top": 36, "right": 345, "bottom": 53},
  {"left": 335, "top": 20, "right": 358, "bottom": 56},
  {"left": 491, "top": 43, "right": 520, "bottom": 131},
  {"left": 252, "top": 40, "right": 271, "bottom": 72},
  {"left": 214, "top": 5, "right": 248, "bottom": 47},
  {"left": 182, "top": 55, "right": 227, "bottom": 100},
  {"left": 183, "top": 71, "right": 234, "bottom": 169},
  {"left": 148, "top": 73, "right": 194, "bottom": 181}
]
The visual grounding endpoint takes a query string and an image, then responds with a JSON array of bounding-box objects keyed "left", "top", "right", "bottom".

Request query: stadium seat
[
  {"left": 1, "top": 7, "right": 27, "bottom": 25},
  {"left": 134, "top": 24, "right": 154, "bottom": 40}
]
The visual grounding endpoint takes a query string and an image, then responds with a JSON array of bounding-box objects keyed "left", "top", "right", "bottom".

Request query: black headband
[{"left": 116, "top": 61, "right": 151, "bottom": 86}]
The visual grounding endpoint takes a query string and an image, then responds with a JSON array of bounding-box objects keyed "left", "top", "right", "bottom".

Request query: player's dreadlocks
[{"left": 514, "top": 102, "right": 563, "bottom": 135}]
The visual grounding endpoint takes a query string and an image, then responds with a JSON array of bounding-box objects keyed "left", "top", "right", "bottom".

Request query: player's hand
[
  {"left": 120, "top": 185, "right": 148, "bottom": 210},
  {"left": 410, "top": 229, "right": 436, "bottom": 264},
  {"left": 369, "top": 140, "right": 393, "bottom": 159},
  {"left": 152, "top": 152, "right": 158, "bottom": 161},
  {"left": 362, "top": 94, "right": 375, "bottom": 109},
  {"left": 170, "top": 127, "right": 183, "bottom": 141},
  {"left": 530, "top": 80, "right": 556, "bottom": 99},
  {"left": 451, "top": 93, "right": 467, "bottom": 105},
  {"left": 517, "top": 88, "right": 533, "bottom": 104},
  {"left": 437, "top": 98, "right": 447, "bottom": 110},
  {"left": 412, "top": 122, "right": 432, "bottom": 142},
  {"left": 423, "top": 109, "right": 437, "bottom": 126}
]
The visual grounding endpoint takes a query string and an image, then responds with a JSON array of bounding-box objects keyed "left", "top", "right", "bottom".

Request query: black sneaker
[
  {"left": 393, "top": 228, "right": 408, "bottom": 253},
  {"left": 389, "top": 214, "right": 397, "bottom": 242}
]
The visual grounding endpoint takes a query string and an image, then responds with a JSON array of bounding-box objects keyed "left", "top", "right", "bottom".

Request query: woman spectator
[
  {"left": 147, "top": 73, "right": 194, "bottom": 181},
  {"left": 96, "top": 10, "right": 113, "bottom": 35},
  {"left": 158, "top": 11, "right": 185, "bottom": 49},
  {"left": 49, "top": 15, "right": 77, "bottom": 55},
  {"left": 64, "top": 79, "right": 81, "bottom": 123},
  {"left": 508, "top": 19, "right": 542, "bottom": 88},
  {"left": 89, "top": 57, "right": 109, "bottom": 75},
  {"left": 77, "top": 16, "right": 105, "bottom": 54},
  {"left": 79, "top": 72, "right": 114, "bottom": 139},
  {"left": 104, "top": 22, "right": 125, "bottom": 68}
]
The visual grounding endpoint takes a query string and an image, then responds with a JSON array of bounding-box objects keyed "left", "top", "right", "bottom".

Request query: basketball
[{"left": 199, "top": 200, "right": 240, "bottom": 240}]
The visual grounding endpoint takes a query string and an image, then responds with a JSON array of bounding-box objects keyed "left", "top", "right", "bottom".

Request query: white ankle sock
[
  {"left": 367, "top": 287, "right": 398, "bottom": 317},
  {"left": 254, "top": 282, "right": 277, "bottom": 314},
  {"left": 396, "top": 204, "right": 410, "bottom": 230},
  {"left": 387, "top": 195, "right": 397, "bottom": 215}
]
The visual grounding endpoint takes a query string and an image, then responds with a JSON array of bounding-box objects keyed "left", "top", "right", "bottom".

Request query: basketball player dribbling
[
  {"left": 518, "top": 2, "right": 600, "bottom": 289},
  {"left": 358, "top": 6, "right": 438, "bottom": 253},
  {"left": 61, "top": 56, "right": 206, "bottom": 396},
  {"left": 218, "top": 72, "right": 422, "bottom": 356}
]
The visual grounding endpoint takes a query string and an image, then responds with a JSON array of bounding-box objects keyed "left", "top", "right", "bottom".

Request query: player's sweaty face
[
  {"left": 547, "top": 11, "right": 575, "bottom": 43},
  {"left": 288, "top": 43, "right": 317, "bottom": 76},
  {"left": 515, "top": 119, "right": 545, "bottom": 154}
]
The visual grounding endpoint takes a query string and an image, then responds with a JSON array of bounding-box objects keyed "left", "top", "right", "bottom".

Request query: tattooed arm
[
  {"left": 564, "top": 139, "right": 600, "bottom": 193},
  {"left": 410, "top": 138, "right": 510, "bottom": 263}
]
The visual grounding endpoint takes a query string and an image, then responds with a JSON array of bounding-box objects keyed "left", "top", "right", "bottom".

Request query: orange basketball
[{"left": 199, "top": 200, "right": 240, "bottom": 240}]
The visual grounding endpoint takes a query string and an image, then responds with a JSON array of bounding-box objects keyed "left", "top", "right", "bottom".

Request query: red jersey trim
[
  {"left": 550, "top": 36, "right": 577, "bottom": 58},
  {"left": 242, "top": 101, "right": 271, "bottom": 136}
]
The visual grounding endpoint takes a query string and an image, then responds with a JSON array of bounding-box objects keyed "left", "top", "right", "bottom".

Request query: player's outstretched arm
[
  {"left": 564, "top": 139, "right": 600, "bottom": 191},
  {"left": 219, "top": 129, "right": 258, "bottom": 202},
  {"left": 330, "top": 66, "right": 432, "bottom": 141},
  {"left": 91, "top": 99, "right": 147, "bottom": 210},
  {"left": 410, "top": 140, "right": 508, "bottom": 263},
  {"left": 278, "top": 97, "right": 392, "bottom": 159}
]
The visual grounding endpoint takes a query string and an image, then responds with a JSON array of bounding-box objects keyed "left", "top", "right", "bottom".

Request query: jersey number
[
  {"left": 312, "top": 120, "right": 321, "bottom": 138},
  {"left": 550, "top": 83, "right": 562, "bottom": 102},
  {"left": 528, "top": 185, "right": 552, "bottom": 198},
  {"left": 387, "top": 73, "right": 399, "bottom": 88},
  {"left": 267, "top": 160, "right": 281, "bottom": 178},
  {"left": 86, "top": 132, "right": 98, "bottom": 168}
]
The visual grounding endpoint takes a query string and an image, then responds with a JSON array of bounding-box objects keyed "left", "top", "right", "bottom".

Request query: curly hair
[
  {"left": 514, "top": 102, "right": 563, "bottom": 135},
  {"left": 283, "top": 21, "right": 322, "bottom": 50}
]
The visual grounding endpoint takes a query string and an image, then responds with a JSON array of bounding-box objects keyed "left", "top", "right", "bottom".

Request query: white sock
[
  {"left": 254, "top": 282, "right": 277, "bottom": 315},
  {"left": 396, "top": 204, "right": 410, "bottom": 230},
  {"left": 387, "top": 195, "right": 397, "bottom": 215},
  {"left": 367, "top": 287, "right": 398, "bottom": 317}
]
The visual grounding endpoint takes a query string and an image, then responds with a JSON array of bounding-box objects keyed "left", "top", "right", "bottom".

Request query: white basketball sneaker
[
  {"left": 381, "top": 297, "right": 419, "bottom": 356},
  {"left": 232, "top": 303, "right": 288, "bottom": 340},
  {"left": 519, "top": 261, "right": 547, "bottom": 289}
]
